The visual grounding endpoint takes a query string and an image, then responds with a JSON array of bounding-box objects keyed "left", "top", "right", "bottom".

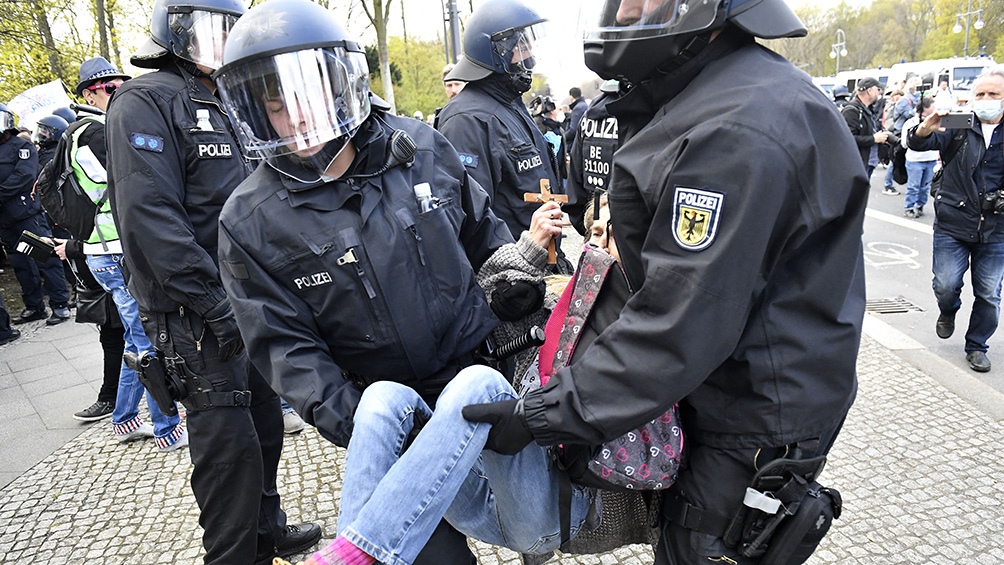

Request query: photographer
[
  {"left": 842, "top": 77, "right": 894, "bottom": 183},
  {"left": 908, "top": 65, "right": 1004, "bottom": 373}
]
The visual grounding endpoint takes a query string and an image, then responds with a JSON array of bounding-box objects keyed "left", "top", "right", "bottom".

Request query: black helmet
[
  {"left": 583, "top": 0, "right": 807, "bottom": 84},
  {"left": 33, "top": 115, "right": 69, "bottom": 146},
  {"left": 0, "top": 102, "right": 17, "bottom": 133},
  {"left": 832, "top": 84, "right": 850, "bottom": 100},
  {"left": 529, "top": 95, "right": 556, "bottom": 117},
  {"left": 132, "top": 0, "right": 245, "bottom": 70},
  {"left": 52, "top": 106, "right": 77, "bottom": 123},
  {"left": 215, "top": 0, "right": 370, "bottom": 178},
  {"left": 446, "top": 0, "right": 547, "bottom": 93}
]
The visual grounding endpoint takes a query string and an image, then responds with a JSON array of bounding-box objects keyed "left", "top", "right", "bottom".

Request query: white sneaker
[
  {"left": 158, "top": 426, "right": 189, "bottom": 452},
  {"left": 114, "top": 421, "right": 155, "bottom": 443},
  {"left": 283, "top": 411, "right": 306, "bottom": 435}
]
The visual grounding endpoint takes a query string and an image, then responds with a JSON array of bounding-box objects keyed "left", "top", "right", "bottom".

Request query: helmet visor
[
  {"left": 583, "top": 0, "right": 721, "bottom": 41},
  {"left": 32, "top": 123, "right": 59, "bottom": 145},
  {"left": 168, "top": 8, "right": 239, "bottom": 70},
  {"left": 493, "top": 22, "right": 547, "bottom": 75},
  {"left": 0, "top": 111, "right": 16, "bottom": 132},
  {"left": 216, "top": 47, "right": 371, "bottom": 160}
]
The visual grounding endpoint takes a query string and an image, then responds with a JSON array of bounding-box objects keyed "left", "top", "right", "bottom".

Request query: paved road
[{"left": 4, "top": 211, "right": 1004, "bottom": 563}]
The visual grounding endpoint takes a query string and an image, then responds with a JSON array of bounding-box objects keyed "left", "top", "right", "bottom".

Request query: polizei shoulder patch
[{"left": 672, "top": 186, "right": 724, "bottom": 251}]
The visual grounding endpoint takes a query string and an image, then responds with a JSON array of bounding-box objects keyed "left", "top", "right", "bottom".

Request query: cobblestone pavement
[{"left": 2, "top": 333, "right": 1004, "bottom": 564}]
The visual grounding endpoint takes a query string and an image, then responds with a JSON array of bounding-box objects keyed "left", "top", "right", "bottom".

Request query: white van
[
  {"left": 835, "top": 68, "right": 891, "bottom": 93},
  {"left": 889, "top": 57, "right": 995, "bottom": 108},
  {"left": 935, "top": 57, "right": 996, "bottom": 109}
]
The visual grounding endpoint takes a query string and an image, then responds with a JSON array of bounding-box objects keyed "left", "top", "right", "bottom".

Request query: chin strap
[
  {"left": 656, "top": 32, "right": 713, "bottom": 76},
  {"left": 177, "top": 58, "right": 213, "bottom": 80}
]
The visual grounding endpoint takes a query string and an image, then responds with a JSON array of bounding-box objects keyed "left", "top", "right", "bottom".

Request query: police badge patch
[
  {"left": 18, "top": 149, "right": 30, "bottom": 160},
  {"left": 672, "top": 186, "right": 724, "bottom": 251}
]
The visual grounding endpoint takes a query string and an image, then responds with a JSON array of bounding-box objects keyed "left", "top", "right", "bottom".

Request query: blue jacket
[{"left": 218, "top": 109, "right": 513, "bottom": 448}]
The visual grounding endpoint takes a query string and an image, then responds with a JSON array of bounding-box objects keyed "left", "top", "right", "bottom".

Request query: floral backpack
[{"left": 538, "top": 244, "right": 685, "bottom": 492}]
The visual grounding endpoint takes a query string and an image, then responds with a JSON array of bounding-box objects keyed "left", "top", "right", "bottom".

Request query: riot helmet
[
  {"left": 214, "top": 0, "right": 370, "bottom": 179},
  {"left": 52, "top": 106, "right": 77, "bottom": 123},
  {"left": 0, "top": 103, "right": 17, "bottom": 134},
  {"left": 582, "top": 0, "right": 806, "bottom": 84},
  {"left": 832, "top": 84, "right": 850, "bottom": 101},
  {"left": 33, "top": 115, "right": 69, "bottom": 146},
  {"left": 132, "top": 0, "right": 245, "bottom": 71},
  {"left": 446, "top": 0, "right": 547, "bottom": 94}
]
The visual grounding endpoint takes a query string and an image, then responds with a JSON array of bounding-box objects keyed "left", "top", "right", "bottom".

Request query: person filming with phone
[{"left": 908, "top": 65, "right": 1004, "bottom": 373}]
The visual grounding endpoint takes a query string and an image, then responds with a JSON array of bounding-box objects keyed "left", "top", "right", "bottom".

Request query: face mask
[{"left": 973, "top": 99, "right": 1003, "bottom": 121}]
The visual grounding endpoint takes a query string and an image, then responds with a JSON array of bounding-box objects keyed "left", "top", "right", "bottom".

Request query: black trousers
[
  {"left": 654, "top": 422, "right": 844, "bottom": 565},
  {"left": 153, "top": 310, "right": 287, "bottom": 564}
]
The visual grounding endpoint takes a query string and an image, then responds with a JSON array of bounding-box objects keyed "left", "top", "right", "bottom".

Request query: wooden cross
[{"left": 523, "top": 178, "right": 568, "bottom": 264}]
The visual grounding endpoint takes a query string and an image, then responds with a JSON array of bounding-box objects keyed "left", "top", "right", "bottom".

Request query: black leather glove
[
  {"left": 490, "top": 280, "right": 545, "bottom": 322},
  {"left": 203, "top": 299, "right": 245, "bottom": 362},
  {"left": 462, "top": 399, "right": 534, "bottom": 455}
]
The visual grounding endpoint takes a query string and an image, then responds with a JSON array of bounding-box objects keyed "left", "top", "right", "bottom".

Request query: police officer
[
  {"left": 564, "top": 79, "right": 619, "bottom": 237},
  {"left": 463, "top": 0, "right": 868, "bottom": 563},
  {"left": 437, "top": 0, "right": 563, "bottom": 248},
  {"left": 33, "top": 114, "right": 69, "bottom": 168},
  {"left": 0, "top": 102, "right": 71, "bottom": 325},
  {"left": 212, "top": 1, "right": 560, "bottom": 563},
  {"left": 104, "top": 0, "right": 320, "bottom": 562}
]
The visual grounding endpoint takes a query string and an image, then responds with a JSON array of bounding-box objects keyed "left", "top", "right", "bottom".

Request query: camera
[
  {"left": 884, "top": 131, "right": 900, "bottom": 146},
  {"left": 982, "top": 191, "right": 1004, "bottom": 214}
]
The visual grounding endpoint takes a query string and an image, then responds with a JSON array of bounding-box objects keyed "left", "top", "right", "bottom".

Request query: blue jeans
[
  {"left": 884, "top": 159, "right": 896, "bottom": 188},
  {"left": 339, "top": 367, "right": 592, "bottom": 565},
  {"left": 87, "top": 253, "right": 180, "bottom": 437},
  {"left": 904, "top": 160, "right": 934, "bottom": 210},
  {"left": 932, "top": 233, "right": 1004, "bottom": 352}
]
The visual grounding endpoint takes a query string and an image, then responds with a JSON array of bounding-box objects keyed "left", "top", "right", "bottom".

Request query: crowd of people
[
  {"left": 836, "top": 68, "right": 1004, "bottom": 373},
  {"left": 1, "top": 0, "right": 1002, "bottom": 563}
]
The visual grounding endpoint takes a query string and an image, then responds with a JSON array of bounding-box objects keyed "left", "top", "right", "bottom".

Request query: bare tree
[{"left": 360, "top": 0, "right": 397, "bottom": 112}]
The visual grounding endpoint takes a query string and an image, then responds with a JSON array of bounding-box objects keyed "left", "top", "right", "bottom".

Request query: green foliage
[
  {"left": 766, "top": 0, "right": 1001, "bottom": 79},
  {"left": 366, "top": 44, "right": 402, "bottom": 86},
  {"left": 0, "top": 0, "right": 151, "bottom": 105},
  {"left": 379, "top": 36, "right": 450, "bottom": 118}
]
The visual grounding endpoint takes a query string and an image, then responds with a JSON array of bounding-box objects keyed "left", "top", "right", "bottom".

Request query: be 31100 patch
[{"left": 672, "top": 186, "right": 724, "bottom": 251}]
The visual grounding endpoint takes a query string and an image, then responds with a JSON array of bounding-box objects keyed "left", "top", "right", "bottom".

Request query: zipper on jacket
[
  {"left": 408, "top": 226, "right": 427, "bottom": 266},
  {"left": 337, "top": 248, "right": 376, "bottom": 299}
]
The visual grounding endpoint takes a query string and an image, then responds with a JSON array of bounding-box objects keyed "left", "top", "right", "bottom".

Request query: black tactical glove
[
  {"left": 462, "top": 399, "right": 534, "bottom": 455},
  {"left": 490, "top": 280, "right": 545, "bottom": 322},
  {"left": 203, "top": 299, "right": 245, "bottom": 362}
]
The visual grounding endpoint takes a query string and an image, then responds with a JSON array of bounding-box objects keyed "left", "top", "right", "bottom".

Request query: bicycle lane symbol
[{"left": 863, "top": 242, "right": 922, "bottom": 269}]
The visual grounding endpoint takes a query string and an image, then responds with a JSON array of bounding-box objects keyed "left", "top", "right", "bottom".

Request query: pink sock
[{"left": 305, "top": 536, "right": 375, "bottom": 565}]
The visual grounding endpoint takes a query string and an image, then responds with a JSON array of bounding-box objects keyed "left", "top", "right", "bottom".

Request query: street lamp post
[
  {"left": 830, "top": 29, "right": 848, "bottom": 75},
  {"left": 953, "top": 0, "right": 985, "bottom": 57}
]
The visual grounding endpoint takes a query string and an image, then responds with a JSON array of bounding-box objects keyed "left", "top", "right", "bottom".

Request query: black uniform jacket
[
  {"left": 523, "top": 29, "right": 868, "bottom": 450},
  {"left": 0, "top": 135, "right": 40, "bottom": 224},
  {"left": 106, "top": 65, "right": 251, "bottom": 316},
  {"left": 218, "top": 110, "right": 513, "bottom": 448},
  {"left": 909, "top": 122, "right": 1004, "bottom": 243},
  {"left": 437, "top": 74, "right": 560, "bottom": 240},
  {"left": 566, "top": 89, "right": 619, "bottom": 235}
]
